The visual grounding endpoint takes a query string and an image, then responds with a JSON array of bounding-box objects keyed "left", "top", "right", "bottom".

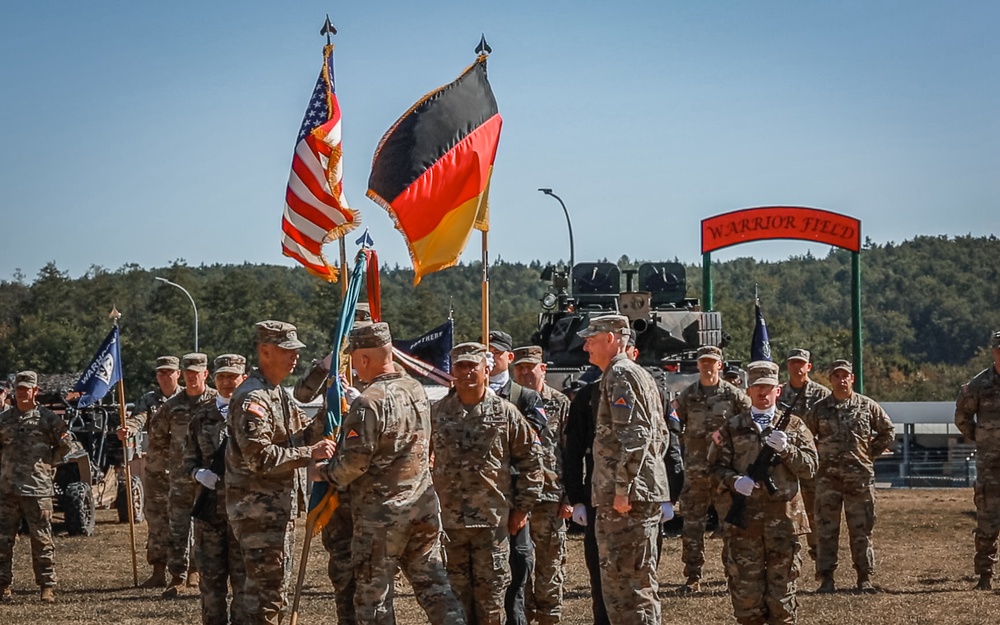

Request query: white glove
[
  {"left": 764, "top": 430, "right": 788, "bottom": 453},
  {"left": 343, "top": 385, "right": 361, "bottom": 405},
  {"left": 194, "top": 469, "right": 219, "bottom": 490},
  {"left": 571, "top": 503, "right": 588, "bottom": 526},
  {"left": 734, "top": 476, "right": 755, "bottom": 496},
  {"left": 483, "top": 351, "right": 496, "bottom": 371},
  {"left": 660, "top": 502, "right": 675, "bottom": 523}
]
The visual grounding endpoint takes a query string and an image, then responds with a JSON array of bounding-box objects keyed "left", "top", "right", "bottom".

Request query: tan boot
[
  {"left": 677, "top": 576, "right": 701, "bottom": 594},
  {"left": 186, "top": 571, "right": 200, "bottom": 589},
  {"left": 1, "top": 586, "right": 12, "bottom": 603},
  {"left": 974, "top": 574, "right": 992, "bottom": 591},
  {"left": 161, "top": 574, "right": 186, "bottom": 599},
  {"left": 140, "top": 564, "right": 168, "bottom": 589},
  {"left": 817, "top": 575, "right": 835, "bottom": 594},
  {"left": 39, "top": 587, "right": 56, "bottom": 603}
]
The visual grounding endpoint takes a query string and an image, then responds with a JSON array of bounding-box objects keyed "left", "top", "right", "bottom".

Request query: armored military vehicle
[{"left": 531, "top": 261, "right": 733, "bottom": 398}]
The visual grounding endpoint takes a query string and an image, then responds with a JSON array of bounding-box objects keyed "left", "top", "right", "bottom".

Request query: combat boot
[
  {"left": 161, "top": 574, "right": 186, "bottom": 599},
  {"left": 140, "top": 563, "right": 167, "bottom": 589},
  {"left": 677, "top": 576, "right": 701, "bottom": 594},
  {"left": 186, "top": 571, "right": 200, "bottom": 589},
  {"left": 857, "top": 574, "right": 877, "bottom": 594},
  {"left": 974, "top": 574, "right": 992, "bottom": 591},
  {"left": 1, "top": 586, "right": 12, "bottom": 602},
  {"left": 816, "top": 575, "right": 835, "bottom": 594},
  {"left": 39, "top": 587, "right": 56, "bottom": 603}
]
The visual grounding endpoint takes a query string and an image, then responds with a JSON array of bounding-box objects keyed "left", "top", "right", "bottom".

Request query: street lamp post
[
  {"left": 154, "top": 277, "right": 199, "bottom": 352},
  {"left": 538, "top": 188, "right": 575, "bottom": 296}
]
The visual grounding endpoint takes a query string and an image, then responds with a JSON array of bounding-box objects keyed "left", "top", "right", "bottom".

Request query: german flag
[{"left": 367, "top": 55, "right": 502, "bottom": 284}]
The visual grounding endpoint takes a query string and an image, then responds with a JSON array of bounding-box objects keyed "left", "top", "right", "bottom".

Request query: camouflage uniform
[
  {"left": 129, "top": 385, "right": 179, "bottom": 568},
  {"left": 430, "top": 388, "right": 544, "bottom": 625},
  {"left": 150, "top": 384, "right": 218, "bottom": 581},
  {"left": 805, "top": 389, "right": 894, "bottom": 584},
  {"left": 182, "top": 396, "right": 247, "bottom": 624},
  {"left": 226, "top": 366, "right": 322, "bottom": 625},
  {"left": 591, "top": 351, "right": 671, "bottom": 625},
  {"left": 530, "top": 383, "right": 570, "bottom": 625},
  {"left": 712, "top": 364, "right": 818, "bottom": 625},
  {"left": 676, "top": 375, "right": 751, "bottom": 581},
  {"left": 778, "top": 378, "right": 830, "bottom": 562},
  {"left": 319, "top": 330, "right": 465, "bottom": 625},
  {"left": 0, "top": 396, "right": 71, "bottom": 592},
  {"left": 955, "top": 340, "right": 1000, "bottom": 583}
]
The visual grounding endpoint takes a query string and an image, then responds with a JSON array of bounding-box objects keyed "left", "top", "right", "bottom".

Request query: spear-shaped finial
[
  {"left": 321, "top": 14, "right": 337, "bottom": 45},
  {"left": 109, "top": 306, "right": 122, "bottom": 325},
  {"left": 475, "top": 34, "right": 492, "bottom": 57}
]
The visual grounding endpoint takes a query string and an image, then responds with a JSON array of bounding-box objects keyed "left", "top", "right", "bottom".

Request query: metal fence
[{"left": 875, "top": 448, "right": 977, "bottom": 488}]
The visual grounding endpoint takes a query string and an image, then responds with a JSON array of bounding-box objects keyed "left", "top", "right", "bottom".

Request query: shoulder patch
[
  {"left": 613, "top": 395, "right": 632, "bottom": 409},
  {"left": 244, "top": 401, "right": 266, "bottom": 418},
  {"left": 346, "top": 429, "right": 360, "bottom": 439}
]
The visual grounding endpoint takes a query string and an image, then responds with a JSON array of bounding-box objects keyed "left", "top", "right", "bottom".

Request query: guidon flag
[
  {"left": 281, "top": 44, "right": 359, "bottom": 282},
  {"left": 367, "top": 55, "right": 502, "bottom": 285}
]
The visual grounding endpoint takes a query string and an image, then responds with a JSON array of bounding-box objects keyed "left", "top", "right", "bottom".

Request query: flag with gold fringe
[
  {"left": 282, "top": 44, "right": 360, "bottom": 282},
  {"left": 367, "top": 54, "right": 502, "bottom": 284},
  {"left": 305, "top": 251, "right": 366, "bottom": 535}
]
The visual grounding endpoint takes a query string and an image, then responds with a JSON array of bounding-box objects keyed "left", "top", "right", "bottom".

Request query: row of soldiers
[{"left": 1, "top": 318, "right": 999, "bottom": 625}]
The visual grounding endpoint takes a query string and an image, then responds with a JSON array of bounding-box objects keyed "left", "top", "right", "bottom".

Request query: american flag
[{"left": 281, "top": 44, "right": 359, "bottom": 282}]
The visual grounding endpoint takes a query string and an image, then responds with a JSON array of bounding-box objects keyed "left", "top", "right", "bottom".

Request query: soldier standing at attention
[
  {"left": 431, "top": 342, "right": 544, "bottom": 625},
  {"left": 512, "top": 345, "right": 573, "bottom": 625},
  {"left": 675, "top": 345, "right": 751, "bottom": 593},
  {"left": 955, "top": 330, "right": 1000, "bottom": 590},
  {"left": 0, "top": 372, "right": 72, "bottom": 604},
  {"left": 805, "top": 359, "right": 894, "bottom": 594},
  {"left": 484, "top": 330, "right": 546, "bottom": 625},
  {"left": 226, "top": 320, "right": 336, "bottom": 625},
  {"left": 117, "top": 355, "right": 181, "bottom": 588},
  {"left": 580, "top": 315, "right": 671, "bottom": 625},
  {"left": 182, "top": 354, "right": 248, "bottom": 624},
  {"left": 778, "top": 348, "right": 830, "bottom": 566},
  {"left": 151, "top": 353, "right": 218, "bottom": 598},
  {"left": 712, "top": 361, "right": 818, "bottom": 625},
  {"left": 316, "top": 323, "right": 466, "bottom": 624}
]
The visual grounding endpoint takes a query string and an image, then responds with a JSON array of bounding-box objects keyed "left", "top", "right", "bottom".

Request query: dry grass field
[{"left": 2, "top": 488, "right": 999, "bottom": 624}]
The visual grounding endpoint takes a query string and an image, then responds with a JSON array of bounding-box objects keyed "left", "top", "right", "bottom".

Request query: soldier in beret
[
  {"left": 182, "top": 354, "right": 248, "bottom": 623},
  {"left": 580, "top": 315, "right": 671, "bottom": 625},
  {"left": 955, "top": 331, "right": 1000, "bottom": 590},
  {"left": 431, "top": 342, "right": 544, "bottom": 625},
  {"left": 778, "top": 348, "right": 830, "bottom": 567},
  {"left": 316, "top": 322, "right": 465, "bottom": 624},
  {"left": 226, "top": 321, "right": 335, "bottom": 625},
  {"left": 712, "top": 361, "right": 818, "bottom": 625},
  {"left": 0, "top": 372, "right": 72, "bottom": 604},
  {"left": 151, "top": 353, "right": 219, "bottom": 597},
  {"left": 512, "top": 345, "right": 572, "bottom": 625},
  {"left": 805, "top": 359, "right": 894, "bottom": 594},
  {"left": 675, "top": 345, "right": 751, "bottom": 593},
  {"left": 118, "top": 355, "right": 182, "bottom": 588}
]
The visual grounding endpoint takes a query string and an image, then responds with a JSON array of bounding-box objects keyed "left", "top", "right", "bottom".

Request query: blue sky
[{"left": 1, "top": 1, "right": 997, "bottom": 280}]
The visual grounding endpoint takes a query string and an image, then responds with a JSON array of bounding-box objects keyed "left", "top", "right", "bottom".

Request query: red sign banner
[{"left": 701, "top": 206, "right": 861, "bottom": 254}]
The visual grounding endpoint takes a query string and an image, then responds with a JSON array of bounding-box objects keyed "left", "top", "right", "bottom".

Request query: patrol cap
[
  {"left": 747, "top": 361, "right": 779, "bottom": 386},
  {"left": 255, "top": 320, "right": 306, "bottom": 350},
  {"left": 483, "top": 330, "right": 513, "bottom": 353},
  {"left": 786, "top": 348, "right": 811, "bottom": 363},
  {"left": 213, "top": 354, "right": 246, "bottom": 375},
  {"left": 991, "top": 331, "right": 1000, "bottom": 349},
  {"left": 512, "top": 345, "right": 544, "bottom": 366},
  {"left": 626, "top": 333, "right": 636, "bottom": 348},
  {"left": 182, "top": 353, "right": 209, "bottom": 372},
  {"left": 155, "top": 356, "right": 180, "bottom": 371},
  {"left": 451, "top": 342, "right": 489, "bottom": 365},
  {"left": 577, "top": 314, "right": 632, "bottom": 338},
  {"left": 15, "top": 371, "right": 38, "bottom": 388},
  {"left": 830, "top": 359, "right": 853, "bottom": 374},
  {"left": 355, "top": 303, "right": 373, "bottom": 324},
  {"left": 346, "top": 322, "right": 392, "bottom": 353},
  {"left": 696, "top": 345, "right": 723, "bottom": 361}
]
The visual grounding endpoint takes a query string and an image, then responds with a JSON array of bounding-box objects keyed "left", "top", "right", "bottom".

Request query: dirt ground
[{"left": 2, "top": 488, "right": 1000, "bottom": 624}]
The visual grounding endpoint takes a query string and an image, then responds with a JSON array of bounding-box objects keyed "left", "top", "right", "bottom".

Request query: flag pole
[
  {"left": 481, "top": 229, "right": 490, "bottom": 349},
  {"left": 110, "top": 307, "right": 139, "bottom": 587},
  {"left": 290, "top": 18, "right": 338, "bottom": 625}
]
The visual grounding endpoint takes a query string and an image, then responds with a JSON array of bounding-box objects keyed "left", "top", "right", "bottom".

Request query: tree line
[{"left": 1, "top": 234, "right": 997, "bottom": 402}]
